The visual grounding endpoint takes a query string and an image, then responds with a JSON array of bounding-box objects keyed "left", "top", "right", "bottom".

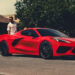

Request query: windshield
[{"left": 37, "top": 29, "right": 69, "bottom": 37}]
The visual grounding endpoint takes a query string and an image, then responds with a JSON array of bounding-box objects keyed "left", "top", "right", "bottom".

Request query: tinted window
[
  {"left": 37, "top": 29, "right": 69, "bottom": 37},
  {"left": 21, "top": 30, "right": 38, "bottom": 37}
]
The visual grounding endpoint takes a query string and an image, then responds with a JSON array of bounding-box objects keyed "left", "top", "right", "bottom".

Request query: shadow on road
[
  {"left": 0, "top": 51, "right": 75, "bottom": 60},
  {"left": 12, "top": 54, "right": 75, "bottom": 60},
  {"left": 53, "top": 56, "right": 75, "bottom": 60},
  {"left": 13, "top": 54, "right": 40, "bottom": 58}
]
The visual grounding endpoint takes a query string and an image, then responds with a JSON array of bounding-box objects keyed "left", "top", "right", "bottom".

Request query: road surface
[{"left": 0, "top": 55, "right": 75, "bottom": 75}]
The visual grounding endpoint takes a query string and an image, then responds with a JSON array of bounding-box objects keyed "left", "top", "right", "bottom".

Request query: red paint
[{"left": 0, "top": 28, "right": 75, "bottom": 57}]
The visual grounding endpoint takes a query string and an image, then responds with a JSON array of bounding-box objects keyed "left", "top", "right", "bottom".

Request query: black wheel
[
  {"left": 39, "top": 41, "right": 53, "bottom": 59},
  {"left": 0, "top": 40, "right": 12, "bottom": 56}
]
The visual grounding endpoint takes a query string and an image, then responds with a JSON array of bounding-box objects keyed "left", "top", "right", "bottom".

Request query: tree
[
  {"left": 15, "top": 0, "right": 67, "bottom": 27},
  {"left": 15, "top": 0, "right": 75, "bottom": 37}
]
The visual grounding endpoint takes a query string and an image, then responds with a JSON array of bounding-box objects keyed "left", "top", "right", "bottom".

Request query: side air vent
[
  {"left": 72, "top": 48, "right": 75, "bottom": 53},
  {"left": 57, "top": 46, "right": 71, "bottom": 53},
  {"left": 12, "top": 38, "right": 23, "bottom": 46}
]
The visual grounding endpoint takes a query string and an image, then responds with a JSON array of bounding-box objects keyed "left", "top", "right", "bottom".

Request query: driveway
[{"left": 0, "top": 55, "right": 75, "bottom": 75}]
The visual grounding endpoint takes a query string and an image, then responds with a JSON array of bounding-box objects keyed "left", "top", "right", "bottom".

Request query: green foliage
[{"left": 15, "top": 0, "right": 75, "bottom": 37}]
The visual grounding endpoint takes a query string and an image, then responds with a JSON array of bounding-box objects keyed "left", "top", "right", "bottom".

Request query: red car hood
[{"left": 56, "top": 37, "right": 75, "bottom": 42}]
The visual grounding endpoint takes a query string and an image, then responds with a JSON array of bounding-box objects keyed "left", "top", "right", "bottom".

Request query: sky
[{"left": 0, "top": 0, "right": 16, "bottom": 15}]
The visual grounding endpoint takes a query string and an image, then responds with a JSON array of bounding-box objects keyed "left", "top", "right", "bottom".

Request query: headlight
[{"left": 52, "top": 38, "right": 71, "bottom": 43}]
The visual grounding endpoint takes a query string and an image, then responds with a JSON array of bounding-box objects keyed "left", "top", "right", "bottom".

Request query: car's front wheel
[
  {"left": 0, "top": 40, "right": 12, "bottom": 56},
  {"left": 39, "top": 41, "right": 53, "bottom": 59}
]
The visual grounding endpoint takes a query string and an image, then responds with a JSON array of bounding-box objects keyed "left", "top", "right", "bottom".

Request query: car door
[{"left": 14, "top": 29, "right": 39, "bottom": 54}]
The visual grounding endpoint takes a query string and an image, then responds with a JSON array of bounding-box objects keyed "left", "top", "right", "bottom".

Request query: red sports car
[{"left": 0, "top": 28, "right": 75, "bottom": 59}]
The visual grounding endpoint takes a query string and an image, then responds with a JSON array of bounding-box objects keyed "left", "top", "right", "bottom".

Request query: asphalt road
[{"left": 0, "top": 55, "right": 75, "bottom": 75}]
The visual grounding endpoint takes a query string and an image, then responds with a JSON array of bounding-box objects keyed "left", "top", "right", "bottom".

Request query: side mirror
[
  {"left": 32, "top": 37, "right": 35, "bottom": 39},
  {"left": 32, "top": 36, "right": 38, "bottom": 39}
]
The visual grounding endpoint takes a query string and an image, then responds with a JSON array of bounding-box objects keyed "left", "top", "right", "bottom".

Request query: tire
[
  {"left": 0, "top": 40, "right": 12, "bottom": 56},
  {"left": 39, "top": 41, "right": 53, "bottom": 59}
]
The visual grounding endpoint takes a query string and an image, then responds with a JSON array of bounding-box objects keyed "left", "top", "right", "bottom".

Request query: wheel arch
[
  {"left": 39, "top": 40, "right": 53, "bottom": 59},
  {"left": 0, "top": 39, "right": 14, "bottom": 54},
  {"left": 38, "top": 39, "right": 53, "bottom": 55}
]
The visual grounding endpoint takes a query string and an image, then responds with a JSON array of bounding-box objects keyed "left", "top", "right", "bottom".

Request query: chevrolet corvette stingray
[{"left": 0, "top": 28, "right": 75, "bottom": 59}]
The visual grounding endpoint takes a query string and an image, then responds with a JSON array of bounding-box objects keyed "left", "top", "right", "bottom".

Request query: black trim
[
  {"left": 57, "top": 46, "right": 71, "bottom": 53},
  {"left": 15, "top": 48, "right": 35, "bottom": 53},
  {"left": 12, "top": 38, "right": 23, "bottom": 46},
  {"left": 72, "top": 48, "right": 75, "bottom": 53}
]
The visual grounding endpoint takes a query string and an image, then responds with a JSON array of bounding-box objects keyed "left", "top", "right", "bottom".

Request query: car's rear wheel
[
  {"left": 39, "top": 41, "right": 53, "bottom": 59},
  {"left": 0, "top": 40, "right": 12, "bottom": 56}
]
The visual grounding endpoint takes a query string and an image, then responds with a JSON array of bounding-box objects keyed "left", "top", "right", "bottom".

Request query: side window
[
  {"left": 30, "top": 30, "right": 38, "bottom": 37},
  {"left": 21, "top": 30, "right": 30, "bottom": 36},
  {"left": 21, "top": 30, "right": 38, "bottom": 37}
]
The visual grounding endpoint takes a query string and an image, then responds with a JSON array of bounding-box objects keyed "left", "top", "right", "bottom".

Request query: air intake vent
[{"left": 57, "top": 46, "right": 71, "bottom": 53}]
